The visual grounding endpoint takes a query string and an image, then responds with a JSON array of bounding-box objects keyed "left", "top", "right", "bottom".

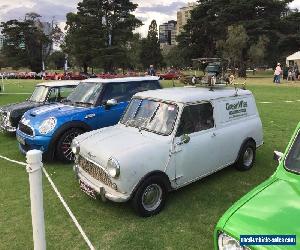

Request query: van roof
[
  {"left": 37, "top": 80, "right": 80, "bottom": 87},
  {"left": 82, "top": 76, "right": 160, "bottom": 83},
  {"left": 135, "top": 87, "right": 252, "bottom": 103}
]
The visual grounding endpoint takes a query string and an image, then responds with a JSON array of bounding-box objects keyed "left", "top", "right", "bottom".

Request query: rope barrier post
[{"left": 26, "top": 150, "right": 46, "bottom": 250}]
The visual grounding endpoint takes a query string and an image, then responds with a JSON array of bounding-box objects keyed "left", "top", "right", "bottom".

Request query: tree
[
  {"left": 125, "top": 33, "right": 143, "bottom": 70},
  {"left": 248, "top": 35, "right": 270, "bottom": 67},
  {"left": 164, "top": 46, "right": 186, "bottom": 68},
  {"left": 139, "top": 20, "right": 163, "bottom": 69},
  {"left": 178, "top": 0, "right": 297, "bottom": 76},
  {"left": 1, "top": 13, "right": 62, "bottom": 72},
  {"left": 63, "top": 0, "right": 142, "bottom": 73},
  {"left": 1, "top": 18, "right": 50, "bottom": 72},
  {"left": 47, "top": 51, "right": 66, "bottom": 70},
  {"left": 216, "top": 25, "right": 249, "bottom": 75}
]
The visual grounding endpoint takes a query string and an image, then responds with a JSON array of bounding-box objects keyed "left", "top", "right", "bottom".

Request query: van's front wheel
[
  {"left": 235, "top": 140, "right": 256, "bottom": 171},
  {"left": 56, "top": 128, "right": 83, "bottom": 163},
  {"left": 131, "top": 175, "right": 167, "bottom": 217}
]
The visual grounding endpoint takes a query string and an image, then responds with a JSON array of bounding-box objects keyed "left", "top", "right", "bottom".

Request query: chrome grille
[
  {"left": 19, "top": 122, "right": 34, "bottom": 136},
  {"left": 0, "top": 111, "right": 7, "bottom": 126},
  {"left": 78, "top": 155, "right": 113, "bottom": 188}
]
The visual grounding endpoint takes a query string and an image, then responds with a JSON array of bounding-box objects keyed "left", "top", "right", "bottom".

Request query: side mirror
[
  {"left": 180, "top": 134, "right": 190, "bottom": 144},
  {"left": 273, "top": 150, "right": 284, "bottom": 162},
  {"left": 105, "top": 99, "right": 117, "bottom": 109}
]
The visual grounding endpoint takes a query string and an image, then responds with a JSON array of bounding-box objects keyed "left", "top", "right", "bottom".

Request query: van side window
[{"left": 176, "top": 102, "right": 214, "bottom": 136}]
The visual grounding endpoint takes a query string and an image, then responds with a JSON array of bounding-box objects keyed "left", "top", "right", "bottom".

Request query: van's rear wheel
[
  {"left": 131, "top": 175, "right": 168, "bottom": 217},
  {"left": 56, "top": 128, "right": 83, "bottom": 163},
  {"left": 235, "top": 140, "right": 256, "bottom": 171}
]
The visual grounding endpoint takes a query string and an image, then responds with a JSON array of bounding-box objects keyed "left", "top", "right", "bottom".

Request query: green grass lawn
[{"left": 1, "top": 77, "right": 300, "bottom": 249}]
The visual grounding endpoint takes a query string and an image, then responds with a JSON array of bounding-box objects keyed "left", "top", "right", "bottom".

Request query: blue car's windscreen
[
  {"left": 67, "top": 82, "right": 103, "bottom": 105},
  {"left": 121, "top": 98, "right": 178, "bottom": 136},
  {"left": 285, "top": 131, "right": 300, "bottom": 174}
]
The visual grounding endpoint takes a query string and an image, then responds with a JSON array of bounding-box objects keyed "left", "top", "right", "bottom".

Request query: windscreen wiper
[{"left": 74, "top": 101, "right": 92, "bottom": 106}]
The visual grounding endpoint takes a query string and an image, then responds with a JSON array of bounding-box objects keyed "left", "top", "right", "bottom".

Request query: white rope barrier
[{"left": 0, "top": 153, "right": 95, "bottom": 250}]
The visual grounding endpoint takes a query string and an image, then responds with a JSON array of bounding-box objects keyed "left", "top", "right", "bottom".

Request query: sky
[{"left": 0, "top": 0, "right": 299, "bottom": 37}]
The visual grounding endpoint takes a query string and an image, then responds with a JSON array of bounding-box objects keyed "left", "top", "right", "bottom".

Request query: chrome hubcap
[
  {"left": 142, "top": 184, "right": 162, "bottom": 211},
  {"left": 243, "top": 148, "right": 254, "bottom": 167},
  {"left": 61, "top": 132, "right": 80, "bottom": 161}
]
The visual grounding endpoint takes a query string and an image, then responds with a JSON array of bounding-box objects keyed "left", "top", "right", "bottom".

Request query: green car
[{"left": 214, "top": 124, "right": 300, "bottom": 250}]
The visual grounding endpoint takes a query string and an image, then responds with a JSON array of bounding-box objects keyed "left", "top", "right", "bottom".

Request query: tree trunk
[
  {"left": 238, "top": 62, "right": 247, "bottom": 77},
  {"left": 238, "top": 50, "right": 247, "bottom": 78},
  {"left": 83, "top": 63, "right": 88, "bottom": 74}
]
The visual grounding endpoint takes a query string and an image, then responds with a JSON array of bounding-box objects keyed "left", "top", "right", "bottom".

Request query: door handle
[
  {"left": 211, "top": 132, "right": 216, "bottom": 138},
  {"left": 85, "top": 113, "right": 96, "bottom": 119}
]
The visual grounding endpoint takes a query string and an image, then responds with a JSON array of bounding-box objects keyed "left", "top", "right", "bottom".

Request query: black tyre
[
  {"left": 131, "top": 175, "right": 168, "bottom": 217},
  {"left": 56, "top": 128, "right": 83, "bottom": 163},
  {"left": 235, "top": 140, "right": 256, "bottom": 171}
]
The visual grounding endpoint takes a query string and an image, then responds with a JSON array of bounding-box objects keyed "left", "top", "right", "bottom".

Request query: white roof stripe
[
  {"left": 134, "top": 87, "right": 252, "bottom": 103},
  {"left": 82, "top": 76, "right": 160, "bottom": 83},
  {"left": 37, "top": 80, "right": 80, "bottom": 87}
]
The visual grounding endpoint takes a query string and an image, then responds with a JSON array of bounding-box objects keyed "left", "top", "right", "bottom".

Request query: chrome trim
[{"left": 77, "top": 166, "right": 130, "bottom": 202}]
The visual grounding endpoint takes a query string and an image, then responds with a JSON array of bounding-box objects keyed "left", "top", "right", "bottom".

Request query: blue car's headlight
[{"left": 39, "top": 117, "right": 57, "bottom": 134}]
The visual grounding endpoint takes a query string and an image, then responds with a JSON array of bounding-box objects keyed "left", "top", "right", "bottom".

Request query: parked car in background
[
  {"left": 73, "top": 86, "right": 263, "bottom": 217},
  {"left": 0, "top": 80, "right": 79, "bottom": 133},
  {"left": 16, "top": 76, "right": 161, "bottom": 162},
  {"left": 158, "top": 70, "right": 181, "bottom": 80},
  {"left": 214, "top": 124, "right": 300, "bottom": 250}
]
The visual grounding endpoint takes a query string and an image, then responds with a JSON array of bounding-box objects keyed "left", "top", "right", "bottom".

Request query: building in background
[
  {"left": 159, "top": 20, "right": 177, "bottom": 46},
  {"left": 176, "top": 2, "right": 197, "bottom": 36}
]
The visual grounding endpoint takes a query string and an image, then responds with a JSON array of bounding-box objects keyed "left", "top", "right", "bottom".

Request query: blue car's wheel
[{"left": 56, "top": 128, "right": 83, "bottom": 163}]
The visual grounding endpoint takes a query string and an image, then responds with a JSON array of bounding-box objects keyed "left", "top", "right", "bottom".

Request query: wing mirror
[
  {"left": 180, "top": 134, "right": 190, "bottom": 145},
  {"left": 105, "top": 99, "right": 117, "bottom": 109},
  {"left": 273, "top": 150, "right": 284, "bottom": 162}
]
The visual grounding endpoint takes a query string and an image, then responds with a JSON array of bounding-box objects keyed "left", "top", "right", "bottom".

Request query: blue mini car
[{"left": 16, "top": 76, "right": 161, "bottom": 162}]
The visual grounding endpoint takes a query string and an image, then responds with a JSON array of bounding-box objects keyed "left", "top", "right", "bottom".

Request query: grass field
[{"left": 1, "top": 75, "right": 300, "bottom": 249}]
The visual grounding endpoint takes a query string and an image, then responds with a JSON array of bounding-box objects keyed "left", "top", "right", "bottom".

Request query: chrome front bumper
[
  {"left": 75, "top": 165, "right": 130, "bottom": 203},
  {"left": 0, "top": 124, "right": 16, "bottom": 132}
]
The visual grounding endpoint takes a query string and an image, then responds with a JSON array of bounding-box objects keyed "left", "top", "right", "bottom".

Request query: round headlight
[
  {"left": 39, "top": 117, "right": 57, "bottom": 134},
  {"left": 71, "top": 140, "right": 80, "bottom": 155},
  {"left": 218, "top": 233, "right": 245, "bottom": 250},
  {"left": 107, "top": 157, "right": 120, "bottom": 178}
]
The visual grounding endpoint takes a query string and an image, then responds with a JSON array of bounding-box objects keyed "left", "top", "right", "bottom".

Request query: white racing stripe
[
  {"left": 0, "top": 154, "right": 95, "bottom": 250},
  {"left": 0, "top": 93, "right": 31, "bottom": 95}
]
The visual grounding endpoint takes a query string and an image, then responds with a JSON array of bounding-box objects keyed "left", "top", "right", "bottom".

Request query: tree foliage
[
  {"left": 1, "top": 13, "right": 62, "bottom": 72},
  {"left": 178, "top": 0, "right": 300, "bottom": 75},
  {"left": 63, "top": 0, "right": 142, "bottom": 73},
  {"left": 47, "top": 51, "right": 66, "bottom": 70},
  {"left": 1, "top": 18, "right": 49, "bottom": 72},
  {"left": 139, "top": 20, "right": 164, "bottom": 69}
]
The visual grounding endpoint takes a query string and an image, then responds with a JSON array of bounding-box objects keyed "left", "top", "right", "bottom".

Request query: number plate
[
  {"left": 79, "top": 180, "right": 96, "bottom": 199},
  {"left": 17, "top": 135, "right": 25, "bottom": 145}
]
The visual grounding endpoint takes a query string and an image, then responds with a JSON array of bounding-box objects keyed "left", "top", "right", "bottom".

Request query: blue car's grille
[{"left": 19, "top": 122, "right": 34, "bottom": 136}]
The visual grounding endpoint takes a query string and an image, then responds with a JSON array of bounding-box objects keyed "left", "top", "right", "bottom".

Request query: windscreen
[
  {"left": 66, "top": 82, "right": 103, "bottom": 105},
  {"left": 285, "top": 132, "right": 300, "bottom": 173},
  {"left": 121, "top": 98, "right": 178, "bottom": 135},
  {"left": 29, "top": 86, "right": 49, "bottom": 102}
]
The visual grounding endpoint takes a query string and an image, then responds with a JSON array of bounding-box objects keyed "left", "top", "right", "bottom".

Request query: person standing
[
  {"left": 274, "top": 63, "right": 282, "bottom": 84},
  {"left": 148, "top": 65, "right": 156, "bottom": 76}
]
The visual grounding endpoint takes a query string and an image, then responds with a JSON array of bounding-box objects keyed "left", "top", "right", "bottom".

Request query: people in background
[
  {"left": 148, "top": 65, "right": 156, "bottom": 76},
  {"left": 274, "top": 63, "right": 282, "bottom": 84}
]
